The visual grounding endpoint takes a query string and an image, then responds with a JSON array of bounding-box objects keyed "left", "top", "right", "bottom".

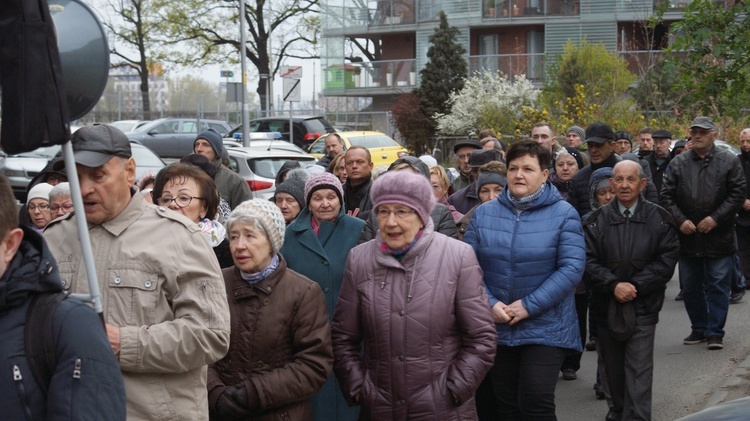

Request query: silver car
[
  {"left": 225, "top": 144, "right": 316, "bottom": 199},
  {"left": 1, "top": 142, "right": 165, "bottom": 202},
  {"left": 126, "top": 118, "right": 232, "bottom": 159}
]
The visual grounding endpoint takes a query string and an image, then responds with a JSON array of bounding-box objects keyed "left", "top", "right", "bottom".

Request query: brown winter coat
[
  {"left": 208, "top": 256, "right": 333, "bottom": 420},
  {"left": 332, "top": 220, "right": 497, "bottom": 420}
]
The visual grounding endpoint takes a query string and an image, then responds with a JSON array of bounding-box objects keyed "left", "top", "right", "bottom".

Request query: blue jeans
[{"left": 679, "top": 256, "right": 733, "bottom": 338}]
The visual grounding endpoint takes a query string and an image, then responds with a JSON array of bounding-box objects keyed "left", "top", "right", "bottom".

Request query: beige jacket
[{"left": 44, "top": 192, "right": 231, "bottom": 420}]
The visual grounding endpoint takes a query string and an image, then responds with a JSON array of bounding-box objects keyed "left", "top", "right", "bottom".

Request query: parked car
[
  {"left": 677, "top": 396, "right": 750, "bottom": 420},
  {"left": 1, "top": 141, "right": 165, "bottom": 202},
  {"left": 223, "top": 132, "right": 307, "bottom": 155},
  {"left": 227, "top": 115, "right": 335, "bottom": 150},
  {"left": 125, "top": 118, "right": 232, "bottom": 159},
  {"left": 307, "top": 131, "right": 409, "bottom": 167},
  {"left": 109, "top": 120, "right": 151, "bottom": 133},
  {"left": 225, "top": 144, "right": 316, "bottom": 199}
]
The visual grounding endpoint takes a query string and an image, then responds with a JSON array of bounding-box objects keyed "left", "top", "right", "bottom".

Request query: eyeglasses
[
  {"left": 376, "top": 208, "right": 417, "bottom": 220},
  {"left": 50, "top": 203, "right": 74, "bottom": 213},
  {"left": 28, "top": 204, "right": 50, "bottom": 212},
  {"left": 690, "top": 128, "right": 711, "bottom": 136},
  {"left": 156, "top": 195, "right": 204, "bottom": 208}
]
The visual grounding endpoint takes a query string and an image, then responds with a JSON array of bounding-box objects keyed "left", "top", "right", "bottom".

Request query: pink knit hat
[
  {"left": 371, "top": 170, "right": 435, "bottom": 224},
  {"left": 304, "top": 172, "right": 344, "bottom": 206}
]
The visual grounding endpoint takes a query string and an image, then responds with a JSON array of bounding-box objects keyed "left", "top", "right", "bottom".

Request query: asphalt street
[{"left": 555, "top": 268, "right": 750, "bottom": 420}]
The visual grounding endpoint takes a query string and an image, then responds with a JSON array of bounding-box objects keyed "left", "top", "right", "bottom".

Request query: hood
[
  {"left": 275, "top": 160, "right": 302, "bottom": 185},
  {"left": 0, "top": 226, "right": 63, "bottom": 311},
  {"left": 588, "top": 167, "right": 613, "bottom": 212}
]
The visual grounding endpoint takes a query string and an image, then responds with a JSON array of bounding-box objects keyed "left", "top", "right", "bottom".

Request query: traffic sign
[
  {"left": 221, "top": 70, "right": 234, "bottom": 78},
  {"left": 283, "top": 78, "right": 301, "bottom": 102},
  {"left": 280, "top": 65, "right": 302, "bottom": 79}
]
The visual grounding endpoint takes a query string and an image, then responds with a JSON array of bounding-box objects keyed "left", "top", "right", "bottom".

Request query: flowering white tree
[{"left": 435, "top": 70, "right": 539, "bottom": 137}]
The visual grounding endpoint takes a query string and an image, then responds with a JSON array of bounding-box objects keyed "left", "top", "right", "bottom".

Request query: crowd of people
[{"left": 1, "top": 115, "right": 746, "bottom": 420}]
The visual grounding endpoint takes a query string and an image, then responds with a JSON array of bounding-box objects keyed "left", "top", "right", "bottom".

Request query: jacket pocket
[
  {"left": 12, "top": 364, "right": 33, "bottom": 421},
  {"left": 107, "top": 267, "right": 161, "bottom": 326}
]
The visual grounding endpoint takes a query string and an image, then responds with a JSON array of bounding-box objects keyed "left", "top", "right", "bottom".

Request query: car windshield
[
  {"left": 110, "top": 121, "right": 137, "bottom": 132},
  {"left": 309, "top": 139, "right": 327, "bottom": 154},
  {"left": 304, "top": 118, "right": 329, "bottom": 132},
  {"left": 348, "top": 135, "right": 398, "bottom": 148},
  {"left": 249, "top": 157, "right": 315, "bottom": 179}
]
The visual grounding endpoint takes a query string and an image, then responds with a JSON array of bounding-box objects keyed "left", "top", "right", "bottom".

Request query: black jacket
[
  {"left": 343, "top": 178, "right": 373, "bottom": 218},
  {"left": 660, "top": 145, "right": 746, "bottom": 257},
  {"left": 568, "top": 153, "right": 659, "bottom": 217},
  {"left": 644, "top": 153, "right": 671, "bottom": 200},
  {"left": 737, "top": 150, "right": 750, "bottom": 227},
  {"left": 583, "top": 200, "right": 679, "bottom": 325},
  {"left": 0, "top": 227, "right": 126, "bottom": 420},
  {"left": 357, "top": 202, "right": 458, "bottom": 244},
  {"left": 447, "top": 182, "right": 480, "bottom": 215}
]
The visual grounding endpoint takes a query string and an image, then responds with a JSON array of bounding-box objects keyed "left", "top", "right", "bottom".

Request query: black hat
[
  {"left": 652, "top": 129, "right": 672, "bottom": 139},
  {"left": 557, "top": 146, "right": 585, "bottom": 169},
  {"left": 584, "top": 122, "right": 615, "bottom": 144},
  {"left": 453, "top": 139, "right": 482, "bottom": 154},
  {"left": 613, "top": 130, "right": 632, "bottom": 145},
  {"left": 673, "top": 139, "right": 687, "bottom": 149},
  {"left": 468, "top": 149, "right": 502, "bottom": 168},
  {"left": 67, "top": 125, "right": 132, "bottom": 168},
  {"left": 690, "top": 117, "right": 716, "bottom": 131},
  {"left": 180, "top": 153, "right": 218, "bottom": 178}
]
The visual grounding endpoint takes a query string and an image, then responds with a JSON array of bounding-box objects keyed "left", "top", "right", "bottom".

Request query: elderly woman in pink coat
[{"left": 332, "top": 169, "right": 497, "bottom": 420}]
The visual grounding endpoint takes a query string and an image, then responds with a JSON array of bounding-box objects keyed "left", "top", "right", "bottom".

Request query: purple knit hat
[
  {"left": 371, "top": 170, "right": 435, "bottom": 224},
  {"left": 304, "top": 172, "right": 344, "bottom": 206}
]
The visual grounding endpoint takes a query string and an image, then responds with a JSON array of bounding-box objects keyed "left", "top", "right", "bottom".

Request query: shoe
[
  {"left": 605, "top": 408, "right": 622, "bottom": 421},
  {"left": 730, "top": 289, "right": 745, "bottom": 304},
  {"left": 594, "top": 382, "right": 605, "bottom": 400},
  {"left": 562, "top": 369, "right": 577, "bottom": 380},
  {"left": 675, "top": 290, "right": 684, "bottom": 301},
  {"left": 683, "top": 330, "right": 706, "bottom": 345},
  {"left": 707, "top": 336, "right": 724, "bottom": 350},
  {"left": 585, "top": 337, "right": 597, "bottom": 351}
]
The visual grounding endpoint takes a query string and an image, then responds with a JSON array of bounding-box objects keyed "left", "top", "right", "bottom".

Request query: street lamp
[{"left": 259, "top": 73, "right": 270, "bottom": 118}]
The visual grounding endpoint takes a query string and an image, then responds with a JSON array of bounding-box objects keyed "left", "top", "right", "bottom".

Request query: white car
[{"left": 225, "top": 144, "right": 316, "bottom": 199}]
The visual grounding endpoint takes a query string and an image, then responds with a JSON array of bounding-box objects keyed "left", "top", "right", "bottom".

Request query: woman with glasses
[
  {"left": 464, "top": 140, "right": 585, "bottom": 419},
  {"left": 152, "top": 163, "right": 233, "bottom": 268},
  {"left": 332, "top": 169, "right": 496, "bottom": 419},
  {"left": 25, "top": 182, "right": 54, "bottom": 233},
  {"left": 280, "top": 171, "right": 364, "bottom": 421},
  {"left": 48, "top": 182, "right": 74, "bottom": 220}
]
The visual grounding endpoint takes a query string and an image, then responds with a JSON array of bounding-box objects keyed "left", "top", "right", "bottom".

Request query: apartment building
[{"left": 321, "top": 0, "right": 700, "bottom": 111}]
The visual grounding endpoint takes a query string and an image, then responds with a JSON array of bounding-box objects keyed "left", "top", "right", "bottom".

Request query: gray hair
[
  {"left": 225, "top": 212, "right": 270, "bottom": 241},
  {"left": 48, "top": 182, "right": 71, "bottom": 201},
  {"left": 740, "top": 128, "right": 750, "bottom": 138}
]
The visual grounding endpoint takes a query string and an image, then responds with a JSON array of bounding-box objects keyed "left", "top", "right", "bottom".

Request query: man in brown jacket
[{"left": 44, "top": 125, "right": 231, "bottom": 420}]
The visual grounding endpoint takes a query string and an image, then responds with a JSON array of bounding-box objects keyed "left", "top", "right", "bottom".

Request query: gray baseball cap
[
  {"left": 70, "top": 124, "right": 132, "bottom": 167},
  {"left": 690, "top": 117, "right": 716, "bottom": 131}
]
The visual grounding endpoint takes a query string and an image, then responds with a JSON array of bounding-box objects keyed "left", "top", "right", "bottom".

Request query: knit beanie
[
  {"left": 371, "top": 170, "right": 435, "bottom": 225},
  {"left": 476, "top": 171, "right": 507, "bottom": 195},
  {"left": 274, "top": 168, "right": 309, "bottom": 209},
  {"left": 304, "top": 172, "right": 344, "bottom": 206},
  {"left": 194, "top": 128, "right": 224, "bottom": 160},
  {"left": 230, "top": 199, "right": 286, "bottom": 254},
  {"left": 567, "top": 125, "right": 586, "bottom": 142},
  {"left": 27, "top": 182, "right": 54, "bottom": 204}
]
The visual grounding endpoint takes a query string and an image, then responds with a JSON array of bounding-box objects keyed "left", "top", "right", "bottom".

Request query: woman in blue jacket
[
  {"left": 280, "top": 171, "right": 364, "bottom": 421},
  {"left": 464, "top": 140, "right": 585, "bottom": 419}
]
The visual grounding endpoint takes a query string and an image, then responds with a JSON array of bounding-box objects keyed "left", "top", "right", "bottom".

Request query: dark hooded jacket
[{"left": 0, "top": 227, "right": 126, "bottom": 420}]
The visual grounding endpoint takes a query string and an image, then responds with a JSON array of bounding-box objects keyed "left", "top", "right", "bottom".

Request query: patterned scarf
[
  {"left": 507, "top": 183, "right": 546, "bottom": 211},
  {"left": 198, "top": 218, "right": 227, "bottom": 247},
  {"left": 240, "top": 254, "right": 280, "bottom": 285},
  {"left": 379, "top": 228, "right": 424, "bottom": 260}
]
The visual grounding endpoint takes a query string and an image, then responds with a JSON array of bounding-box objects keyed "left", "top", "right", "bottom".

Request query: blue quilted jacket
[{"left": 464, "top": 182, "right": 585, "bottom": 351}]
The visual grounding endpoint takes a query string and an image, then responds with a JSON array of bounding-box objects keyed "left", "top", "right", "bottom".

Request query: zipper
[{"left": 13, "top": 365, "right": 33, "bottom": 421}]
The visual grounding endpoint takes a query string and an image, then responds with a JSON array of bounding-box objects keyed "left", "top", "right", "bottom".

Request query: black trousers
[{"left": 491, "top": 344, "right": 568, "bottom": 420}]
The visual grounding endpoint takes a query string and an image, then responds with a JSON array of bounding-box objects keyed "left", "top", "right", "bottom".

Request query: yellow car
[{"left": 307, "top": 131, "right": 409, "bottom": 167}]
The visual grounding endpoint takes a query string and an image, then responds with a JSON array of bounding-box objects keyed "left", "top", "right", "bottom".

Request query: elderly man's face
[
  {"left": 614, "top": 139, "right": 631, "bottom": 155},
  {"left": 77, "top": 157, "right": 136, "bottom": 225},
  {"left": 741, "top": 131, "right": 750, "bottom": 153},
  {"left": 611, "top": 161, "right": 646, "bottom": 208},
  {"left": 689, "top": 127, "right": 716, "bottom": 155},
  {"left": 653, "top": 137, "right": 671, "bottom": 158}
]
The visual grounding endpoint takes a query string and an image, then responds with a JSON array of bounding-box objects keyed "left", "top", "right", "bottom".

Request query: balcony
[
  {"left": 482, "top": 0, "right": 580, "bottom": 19},
  {"left": 468, "top": 53, "right": 545, "bottom": 82},
  {"left": 655, "top": 0, "right": 731, "bottom": 11},
  {"left": 323, "top": 59, "right": 418, "bottom": 94}
]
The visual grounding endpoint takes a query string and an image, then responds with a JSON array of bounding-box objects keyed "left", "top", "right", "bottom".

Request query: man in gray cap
[
  {"left": 452, "top": 139, "right": 482, "bottom": 192},
  {"left": 448, "top": 148, "right": 502, "bottom": 214},
  {"left": 44, "top": 124, "right": 231, "bottom": 419},
  {"left": 661, "top": 116, "right": 746, "bottom": 350},
  {"left": 193, "top": 128, "right": 252, "bottom": 209}
]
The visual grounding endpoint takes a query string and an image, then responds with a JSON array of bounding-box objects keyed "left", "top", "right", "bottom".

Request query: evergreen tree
[{"left": 412, "top": 11, "right": 467, "bottom": 153}]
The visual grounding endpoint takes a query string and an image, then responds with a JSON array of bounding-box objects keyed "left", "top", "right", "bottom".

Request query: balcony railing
[
  {"left": 323, "top": 59, "right": 418, "bottom": 91},
  {"left": 482, "top": 0, "right": 580, "bottom": 19},
  {"left": 468, "top": 53, "right": 545, "bottom": 81}
]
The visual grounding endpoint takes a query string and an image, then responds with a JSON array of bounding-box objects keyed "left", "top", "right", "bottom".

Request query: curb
[{"left": 703, "top": 350, "right": 750, "bottom": 408}]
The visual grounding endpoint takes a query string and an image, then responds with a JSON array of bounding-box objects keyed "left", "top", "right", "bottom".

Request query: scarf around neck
[
  {"left": 508, "top": 183, "right": 546, "bottom": 211},
  {"left": 240, "top": 254, "right": 280, "bottom": 285}
]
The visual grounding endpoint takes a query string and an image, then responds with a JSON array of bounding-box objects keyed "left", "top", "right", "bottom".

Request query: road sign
[
  {"left": 283, "top": 78, "right": 301, "bottom": 102},
  {"left": 221, "top": 70, "right": 234, "bottom": 78},
  {"left": 280, "top": 65, "right": 302, "bottom": 79}
]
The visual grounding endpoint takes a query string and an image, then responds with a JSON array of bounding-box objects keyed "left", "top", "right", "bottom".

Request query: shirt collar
[
  {"left": 617, "top": 199, "right": 638, "bottom": 216},
  {"left": 98, "top": 188, "right": 145, "bottom": 236}
]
